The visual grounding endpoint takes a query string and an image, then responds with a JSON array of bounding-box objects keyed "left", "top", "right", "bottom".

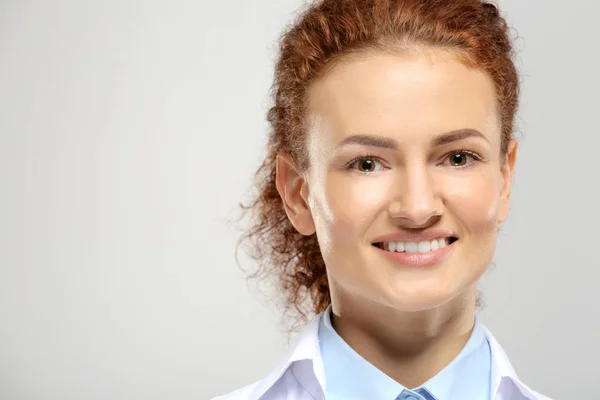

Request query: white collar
[
  {"left": 481, "top": 325, "right": 551, "bottom": 399},
  {"left": 248, "top": 312, "right": 550, "bottom": 400}
]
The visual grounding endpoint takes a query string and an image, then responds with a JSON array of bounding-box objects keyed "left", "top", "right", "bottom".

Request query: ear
[
  {"left": 497, "top": 139, "right": 518, "bottom": 224},
  {"left": 275, "top": 152, "right": 316, "bottom": 236}
]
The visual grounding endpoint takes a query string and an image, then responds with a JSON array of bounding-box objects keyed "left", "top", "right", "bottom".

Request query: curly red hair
[{"left": 238, "top": 0, "right": 520, "bottom": 327}]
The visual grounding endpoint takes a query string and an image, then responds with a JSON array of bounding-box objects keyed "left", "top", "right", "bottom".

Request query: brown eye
[
  {"left": 450, "top": 153, "right": 468, "bottom": 167},
  {"left": 445, "top": 151, "right": 479, "bottom": 167},
  {"left": 358, "top": 159, "right": 375, "bottom": 172},
  {"left": 347, "top": 157, "right": 385, "bottom": 173}
]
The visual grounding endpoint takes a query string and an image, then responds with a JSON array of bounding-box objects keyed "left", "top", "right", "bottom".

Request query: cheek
[
  {"left": 309, "top": 174, "right": 393, "bottom": 258},
  {"left": 443, "top": 172, "right": 501, "bottom": 262},
  {"left": 445, "top": 172, "right": 501, "bottom": 224}
]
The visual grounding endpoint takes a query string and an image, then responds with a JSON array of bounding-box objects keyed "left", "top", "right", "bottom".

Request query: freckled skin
[{"left": 276, "top": 49, "right": 517, "bottom": 386}]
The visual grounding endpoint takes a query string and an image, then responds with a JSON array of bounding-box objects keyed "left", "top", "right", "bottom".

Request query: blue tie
[{"left": 396, "top": 387, "right": 438, "bottom": 400}]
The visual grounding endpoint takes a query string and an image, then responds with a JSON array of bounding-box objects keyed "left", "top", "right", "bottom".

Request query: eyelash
[
  {"left": 446, "top": 149, "right": 483, "bottom": 165},
  {"left": 344, "top": 153, "right": 384, "bottom": 172},
  {"left": 344, "top": 150, "right": 483, "bottom": 172}
]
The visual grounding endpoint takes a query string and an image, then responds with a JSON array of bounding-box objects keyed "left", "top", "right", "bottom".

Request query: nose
[{"left": 387, "top": 165, "right": 443, "bottom": 227}]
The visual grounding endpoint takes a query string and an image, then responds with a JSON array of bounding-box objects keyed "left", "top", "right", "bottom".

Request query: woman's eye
[
  {"left": 445, "top": 151, "right": 479, "bottom": 167},
  {"left": 348, "top": 157, "right": 384, "bottom": 173}
]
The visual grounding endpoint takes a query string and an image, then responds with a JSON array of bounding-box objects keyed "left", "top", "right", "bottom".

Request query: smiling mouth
[{"left": 373, "top": 237, "right": 458, "bottom": 253}]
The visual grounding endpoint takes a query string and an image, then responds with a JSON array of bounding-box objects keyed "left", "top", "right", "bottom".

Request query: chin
[
  {"left": 374, "top": 284, "right": 462, "bottom": 313},
  {"left": 385, "top": 297, "right": 453, "bottom": 313}
]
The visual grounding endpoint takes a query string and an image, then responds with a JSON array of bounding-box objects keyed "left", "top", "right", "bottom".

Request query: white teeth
[
  {"left": 380, "top": 237, "right": 452, "bottom": 253},
  {"left": 404, "top": 242, "right": 419, "bottom": 253},
  {"left": 417, "top": 241, "right": 430, "bottom": 252}
]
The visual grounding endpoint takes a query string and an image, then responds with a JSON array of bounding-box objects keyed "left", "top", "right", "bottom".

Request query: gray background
[{"left": 0, "top": 0, "right": 597, "bottom": 399}]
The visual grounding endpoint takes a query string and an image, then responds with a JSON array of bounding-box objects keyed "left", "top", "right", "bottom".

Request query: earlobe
[{"left": 275, "top": 152, "right": 316, "bottom": 236}]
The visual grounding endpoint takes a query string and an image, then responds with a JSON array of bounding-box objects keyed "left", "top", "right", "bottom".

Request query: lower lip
[{"left": 374, "top": 241, "right": 456, "bottom": 267}]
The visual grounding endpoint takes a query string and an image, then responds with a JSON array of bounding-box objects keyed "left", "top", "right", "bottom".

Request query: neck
[{"left": 329, "top": 286, "right": 477, "bottom": 388}]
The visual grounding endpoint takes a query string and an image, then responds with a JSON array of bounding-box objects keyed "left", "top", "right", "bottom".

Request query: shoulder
[
  {"left": 482, "top": 325, "right": 554, "bottom": 400},
  {"left": 213, "top": 316, "right": 323, "bottom": 400},
  {"left": 532, "top": 390, "right": 553, "bottom": 400},
  {"left": 209, "top": 366, "right": 308, "bottom": 400},
  {"left": 209, "top": 381, "right": 260, "bottom": 400}
]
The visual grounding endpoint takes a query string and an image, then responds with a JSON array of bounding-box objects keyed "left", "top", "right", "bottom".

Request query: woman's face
[{"left": 277, "top": 49, "right": 517, "bottom": 312}]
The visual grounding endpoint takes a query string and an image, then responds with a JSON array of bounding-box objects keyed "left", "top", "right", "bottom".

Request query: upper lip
[{"left": 372, "top": 229, "right": 457, "bottom": 244}]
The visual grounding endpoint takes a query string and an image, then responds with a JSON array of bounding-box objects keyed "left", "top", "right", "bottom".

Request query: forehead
[{"left": 305, "top": 50, "right": 500, "bottom": 147}]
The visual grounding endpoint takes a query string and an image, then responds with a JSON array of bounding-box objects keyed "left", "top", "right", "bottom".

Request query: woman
[{"left": 217, "top": 0, "right": 551, "bottom": 399}]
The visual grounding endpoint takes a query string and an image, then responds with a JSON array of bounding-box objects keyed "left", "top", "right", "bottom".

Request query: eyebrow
[
  {"left": 335, "top": 128, "right": 488, "bottom": 150},
  {"left": 431, "top": 128, "right": 488, "bottom": 147},
  {"left": 336, "top": 134, "right": 398, "bottom": 149}
]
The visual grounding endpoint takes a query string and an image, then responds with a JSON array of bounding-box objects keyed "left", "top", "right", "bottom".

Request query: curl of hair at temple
[{"left": 238, "top": 0, "right": 519, "bottom": 327}]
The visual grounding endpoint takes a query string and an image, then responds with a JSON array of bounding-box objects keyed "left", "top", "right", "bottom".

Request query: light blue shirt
[{"left": 318, "top": 306, "right": 492, "bottom": 400}]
